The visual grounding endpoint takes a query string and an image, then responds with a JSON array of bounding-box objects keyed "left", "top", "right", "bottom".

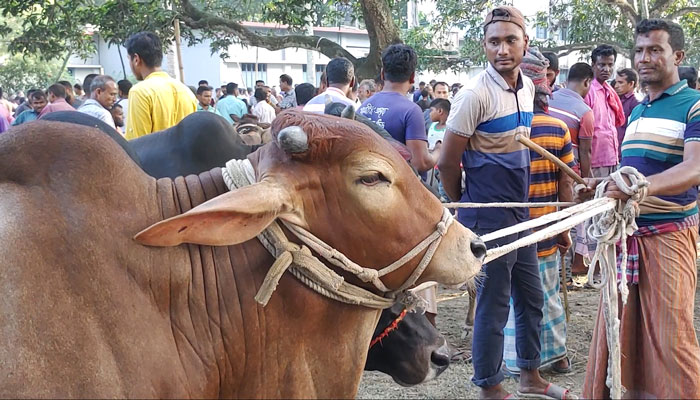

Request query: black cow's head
[{"left": 365, "top": 303, "right": 450, "bottom": 386}]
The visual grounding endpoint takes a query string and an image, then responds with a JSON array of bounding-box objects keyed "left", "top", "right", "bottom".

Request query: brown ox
[{"left": 0, "top": 110, "right": 484, "bottom": 398}]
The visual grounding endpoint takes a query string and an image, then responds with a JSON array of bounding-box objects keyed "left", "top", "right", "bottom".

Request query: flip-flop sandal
[
  {"left": 550, "top": 356, "right": 573, "bottom": 374},
  {"left": 503, "top": 394, "right": 519, "bottom": 399},
  {"left": 516, "top": 383, "right": 578, "bottom": 399}
]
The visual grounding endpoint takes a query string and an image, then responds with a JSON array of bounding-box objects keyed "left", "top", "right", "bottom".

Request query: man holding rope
[
  {"left": 439, "top": 6, "right": 575, "bottom": 399},
  {"left": 581, "top": 19, "right": 700, "bottom": 399}
]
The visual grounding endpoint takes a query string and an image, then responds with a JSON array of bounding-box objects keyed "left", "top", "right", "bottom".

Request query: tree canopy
[{"left": 2, "top": 0, "right": 700, "bottom": 81}]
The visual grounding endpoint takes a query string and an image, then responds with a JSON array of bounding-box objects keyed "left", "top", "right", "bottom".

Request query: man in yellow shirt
[{"left": 124, "top": 31, "right": 197, "bottom": 139}]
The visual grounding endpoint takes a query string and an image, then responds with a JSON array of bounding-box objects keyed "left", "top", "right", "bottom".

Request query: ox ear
[{"left": 134, "top": 181, "right": 296, "bottom": 247}]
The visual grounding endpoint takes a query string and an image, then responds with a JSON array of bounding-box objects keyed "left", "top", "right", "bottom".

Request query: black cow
[{"left": 40, "top": 110, "right": 451, "bottom": 385}]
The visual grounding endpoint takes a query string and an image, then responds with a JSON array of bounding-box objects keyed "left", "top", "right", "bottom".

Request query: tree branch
[
  {"left": 649, "top": 0, "right": 674, "bottom": 17},
  {"left": 543, "top": 41, "right": 629, "bottom": 58},
  {"left": 667, "top": 7, "right": 700, "bottom": 20},
  {"left": 601, "top": 0, "right": 640, "bottom": 25},
  {"left": 177, "top": 0, "right": 358, "bottom": 63}
]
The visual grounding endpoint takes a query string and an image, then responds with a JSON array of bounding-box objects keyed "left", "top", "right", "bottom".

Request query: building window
[
  {"left": 302, "top": 64, "right": 327, "bottom": 85},
  {"left": 536, "top": 24, "right": 548, "bottom": 40},
  {"left": 241, "top": 63, "right": 268, "bottom": 90},
  {"left": 559, "top": 22, "right": 569, "bottom": 41}
]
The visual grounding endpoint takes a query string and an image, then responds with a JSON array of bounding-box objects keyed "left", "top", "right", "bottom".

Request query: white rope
[
  {"left": 583, "top": 166, "right": 648, "bottom": 399},
  {"left": 444, "top": 201, "right": 576, "bottom": 209},
  {"left": 221, "top": 159, "right": 451, "bottom": 310}
]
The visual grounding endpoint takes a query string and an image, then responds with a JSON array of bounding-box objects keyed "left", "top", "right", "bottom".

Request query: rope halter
[{"left": 222, "top": 158, "right": 455, "bottom": 310}]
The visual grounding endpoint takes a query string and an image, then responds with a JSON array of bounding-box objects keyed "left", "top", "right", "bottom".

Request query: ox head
[
  {"left": 135, "top": 110, "right": 484, "bottom": 290},
  {"left": 366, "top": 304, "right": 450, "bottom": 386}
]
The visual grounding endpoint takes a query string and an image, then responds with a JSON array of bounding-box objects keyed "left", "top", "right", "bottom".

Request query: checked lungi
[{"left": 502, "top": 252, "right": 567, "bottom": 373}]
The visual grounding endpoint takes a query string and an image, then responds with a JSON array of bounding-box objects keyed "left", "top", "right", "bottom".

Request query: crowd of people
[{"left": 1, "top": 6, "right": 699, "bottom": 398}]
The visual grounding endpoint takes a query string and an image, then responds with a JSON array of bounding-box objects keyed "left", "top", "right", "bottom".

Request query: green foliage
[{"left": 0, "top": 55, "right": 72, "bottom": 94}]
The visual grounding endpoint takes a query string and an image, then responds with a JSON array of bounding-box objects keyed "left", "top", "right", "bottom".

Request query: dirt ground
[{"left": 357, "top": 272, "right": 700, "bottom": 399}]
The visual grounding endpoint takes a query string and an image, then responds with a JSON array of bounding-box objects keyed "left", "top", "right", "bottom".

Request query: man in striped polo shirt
[
  {"left": 582, "top": 19, "right": 700, "bottom": 399},
  {"left": 439, "top": 7, "right": 574, "bottom": 399}
]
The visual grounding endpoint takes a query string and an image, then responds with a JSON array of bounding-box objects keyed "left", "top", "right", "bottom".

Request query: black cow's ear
[
  {"left": 134, "top": 181, "right": 299, "bottom": 247},
  {"left": 341, "top": 104, "right": 356, "bottom": 120}
]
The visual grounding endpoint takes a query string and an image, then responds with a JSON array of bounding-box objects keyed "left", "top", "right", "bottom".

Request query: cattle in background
[{"left": 0, "top": 110, "right": 484, "bottom": 397}]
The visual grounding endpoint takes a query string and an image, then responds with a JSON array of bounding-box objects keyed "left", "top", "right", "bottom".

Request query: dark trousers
[{"left": 471, "top": 229, "right": 544, "bottom": 388}]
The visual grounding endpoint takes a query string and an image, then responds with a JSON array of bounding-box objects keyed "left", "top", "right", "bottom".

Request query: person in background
[
  {"left": 39, "top": 83, "right": 77, "bottom": 118},
  {"left": 252, "top": 87, "right": 275, "bottom": 124},
  {"left": 679, "top": 65, "right": 698, "bottom": 89},
  {"left": 424, "top": 81, "right": 450, "bottom": 132},
  {"left": 294, "top": 83, "right": 316, "bottom": 109},
  {"left": 413, "top": 81, "right": 426, "bottom": 102},
  {"left": 542, "top": 52, "right": 561, "bottom": 91},
  {"left": 427, "top": 98, "right": 450, "bottom": 151},
  {"left": 502, "top": 47, "right": 575, "bottom": 377},
  {"left": 12, "top": 90, "right": 47, "bottom": 126},
  {"left": 585, "top": 44, "right": 626, "bottom": 178},
  {"left": 0, "top": 87, "right": 13, "bottom": 126},
  {"left": 73, "top": 83, "right": 84, "bottom": 99},
  {"left": 549, "top": 62, "right": 596, "bottom": 283},
  {"left": 358, "top": 79, "right": 376, "bottom": 103},
  {"left": 13, "top": 89, "right": 37, "bottom": 118},
  {"left": 614, "top": 68, "right": 641, "bottom": 154},
  {"left": 116, "top": 79, "right": 132, "bottom": 130},
  {"left": 217, "top": 82, "right": 248, "bottom": 124},
  {"left": 359, "top": 44, "right": 438, "bottom": 174},
  {"left": 59, "top": 80, "right": 81, "bottom": 108},
  {"left": 110, "top": 104, "right": 125, "bottom": 134},
  {"left": 278, "top": 74, "right": 297, "bottom": 110},
  {"left": 439, "top": 7, "right": 575, "bottom": 399},
  {"left": 416, "top": 89, "right": 431, "bottom": 111},
  {"left": 77, "top": 75, "right": 119, "bottom": 129},
  {"left": 198, "top": 80, "right": 209, "bottom": 87},
  {"left": 195, "top": 86, "right": 219, "bottom": 116},
  {"left": 375, "top": 74, "right": 384, "bottom": 92},
  {"left": 124, "top": 31, "right": 197, "bottom": 139},
  {"left": 303, "top": 58, "right": 356, "bottom": 113},
  {"left": 81, "top": 74, "right": 98, "bottom": 101}
]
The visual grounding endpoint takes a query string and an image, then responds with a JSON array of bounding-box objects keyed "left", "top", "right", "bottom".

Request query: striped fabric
[
  {"left": 503, "top": 252, "right": 567, "bottom": 373},
  {"left": 528, "top": 112, "right": 575, "bottom": 257},
  {"left": 621, "top": 80, "right": 700, "bottom": 226},
  {"left": 584, "top": 228, "right": 700, "bottom": 399},
  {"left": 447, "top": 64, "right": 535, "bottom": 230}
]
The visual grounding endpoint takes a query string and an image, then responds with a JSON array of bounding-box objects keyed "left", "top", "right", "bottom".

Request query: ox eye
[{"left": 358, "top": 173, "right": 389, "bottom": 186}]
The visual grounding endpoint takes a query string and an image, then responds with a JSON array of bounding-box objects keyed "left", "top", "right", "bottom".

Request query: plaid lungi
[{"left": 503, "top": 252, "right": 567, "bottom": 372}]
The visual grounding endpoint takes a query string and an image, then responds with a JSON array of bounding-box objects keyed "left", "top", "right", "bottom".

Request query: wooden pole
[
  {"left": 173, "top": 18, "right": 185, "bottom": 83},
  {"left": 516, "top": 134, "right": 586, "bottom": 186},
  {"left": 561, "top": 252, "right": 570, "bottom": 323}
]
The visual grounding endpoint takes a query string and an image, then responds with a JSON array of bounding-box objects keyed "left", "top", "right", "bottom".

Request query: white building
[{"left": 68, "top": 22, "right": 372, "bottom": 91}]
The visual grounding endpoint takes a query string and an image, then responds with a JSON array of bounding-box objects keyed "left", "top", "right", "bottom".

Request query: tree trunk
[
  {"left": 178, "top": 0, "right": 400, "bottom": 82},
  {"left": 356, "top": 0, "right": 402, "bottom": 80}
]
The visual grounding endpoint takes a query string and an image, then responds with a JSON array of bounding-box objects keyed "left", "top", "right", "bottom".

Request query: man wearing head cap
[
  {"left": 438, "top": 7, "right": 576, "bottom": 399},
  {"left": 502, "top": 48, "right": 576, "bottom": 382}
]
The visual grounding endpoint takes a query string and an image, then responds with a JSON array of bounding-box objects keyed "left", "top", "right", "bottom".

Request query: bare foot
[{"left": 479, "top": 384, "right": 510, "bottom": 399}]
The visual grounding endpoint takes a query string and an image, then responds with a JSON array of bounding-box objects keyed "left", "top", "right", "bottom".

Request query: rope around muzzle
[{"left": 221, "top": 158, "right": 455, "bottom": 310}]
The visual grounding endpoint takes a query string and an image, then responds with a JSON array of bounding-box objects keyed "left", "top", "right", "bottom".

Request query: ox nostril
[
  {"left": 470, "top": 238, "right": 487, "bottom": 261},
  {"left": 431, "top": 349, "right": 450, "bottom": 368}
]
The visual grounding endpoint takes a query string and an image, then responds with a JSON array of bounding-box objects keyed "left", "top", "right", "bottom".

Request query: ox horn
[
  {"left": 277, "top": 126, "right": 309, "bottom": 154},
  {"left": 340, "top": 104, "right": 356, "bottom": 120}
]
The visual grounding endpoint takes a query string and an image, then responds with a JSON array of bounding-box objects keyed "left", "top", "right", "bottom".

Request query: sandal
[
  {"left": 516, "top": 383, "right": 577, "bottom": 399},
  {"left": 550, "top": 356, "right": 572, "bottom": 374}
]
